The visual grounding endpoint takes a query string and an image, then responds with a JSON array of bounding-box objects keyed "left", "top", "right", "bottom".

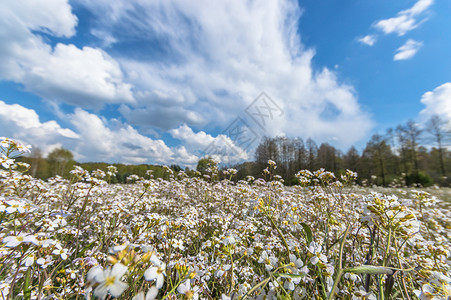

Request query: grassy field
[{"left": 1, "top": 138, "right": 450, "bottom": 300}]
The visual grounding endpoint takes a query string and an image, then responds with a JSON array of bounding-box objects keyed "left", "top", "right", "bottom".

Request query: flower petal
[
  {"left": 146, "top": 286, "right": 159, "bottom": 300},
  {"left": 109, "top": 280, "right": 128, "bottom": 297},
  {"left": 112, "top": 263, "right": 128, "bottom": 278},
  {"left": 144, "top": 267, "right": 157, "bottom": 281}
]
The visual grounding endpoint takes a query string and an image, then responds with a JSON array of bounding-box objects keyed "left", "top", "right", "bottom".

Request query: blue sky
[{"left": 1, "top": 0, "right": 450, "bottom": 167}]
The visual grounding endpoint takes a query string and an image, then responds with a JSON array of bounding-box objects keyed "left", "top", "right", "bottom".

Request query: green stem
[
  {"left": 378, "top": 226, "right": 393, "bottom": 300},
  {"left": 394, "top": 240, "right": 411, "bottom": 300},
  {"left": 263, "top": 208, "right": 290, "bottom": 254},
  {"left": 161, "top": 273, "right": 187, "bottom": 299},
  {"left": 382, "top": 227, "right": 392, "bottom": 267},
  {"left": 378, "top": 274, "right": 385, "bottom": 300},
  {"left": 242, "top": 277, "right": 270, "bottom": 300},
  {"left": 327, "top": 269, "right": 343, "bottom": 300},
  {"left": 327, "top": 224, "right": 351, "bottom": 300},
  {"left": 228, "top": 247, "right": 235, "bottom": 293}
]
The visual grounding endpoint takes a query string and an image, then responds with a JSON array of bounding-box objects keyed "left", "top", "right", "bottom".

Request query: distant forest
[{"left": 18, "top": 116, "right": 451, "bottom": 187}]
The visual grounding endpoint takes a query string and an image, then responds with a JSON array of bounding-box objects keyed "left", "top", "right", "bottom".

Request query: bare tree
[
  {"left": 306, "top": 138, "right": 318, "bottom": 170},
  {"left": 255, "top": 137, "right": 279, "bottom": 169},
  {"left": 275, "top": 136, "right": 294, "bottom": 180},
  {"left": 344, "top": 146, "right": 360, "bottom": 173},
  {"left": 317, "top": 143, "right": 338, "bottom": 172},
  {"left": 29, "top": 147, "right": 42, "bottom": 178},
  {"left": 363, "top": 134, "right": 392, "bottom": 186},
  {"left": 293, "top": 137, "right": 306, "bottom": 172},
  {"left": 397, "top": 120, "right": 422, "bottom": 177},
  {"left": 426, "top": 115, "right": 450, "bottom": 177},
  {"left": 386, "top": 128, "right": 401, "bottom": 175}
]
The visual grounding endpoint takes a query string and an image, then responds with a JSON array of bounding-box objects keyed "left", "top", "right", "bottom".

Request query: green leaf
[
  {"left": 300, "top": 222, "right": 313, "bottom": 244},
  {"left": 78, "top": 241, "right": 96, "bottom": 258},
  {"left": 23, "top": 267, "right": 31, "bottom": 300},
  {"left": 242, "top": 277, "right": 270, "bottom": 300},
  {"left": 344, "top": 265, "right": 394, "bottom": 275}
]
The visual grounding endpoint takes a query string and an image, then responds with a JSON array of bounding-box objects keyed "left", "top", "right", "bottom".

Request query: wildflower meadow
[{"left": 1, "top": 137, "right": 450, "bottom": 300}]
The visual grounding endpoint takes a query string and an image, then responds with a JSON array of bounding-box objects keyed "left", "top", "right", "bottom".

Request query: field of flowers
[{"left": 1, "top": 137, "right": 450, "bottom": 300}]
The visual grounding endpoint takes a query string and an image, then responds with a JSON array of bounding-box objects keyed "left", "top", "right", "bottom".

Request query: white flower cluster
[{"left": 0, "top": 137, "right": 449, "bottom": 299}]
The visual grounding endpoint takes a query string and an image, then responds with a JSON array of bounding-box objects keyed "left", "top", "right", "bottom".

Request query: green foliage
[
  {"left": 196, "top": 157, "right": 216, "bottom": 174},
  {"left": 405, "top": 171, "right": 434, "bottom": 187},
  {"left": 11, "top": 118, "right": 451, "bottom": 188},
  {"left": 47, "top": 147, "right": 75, "bottom": 178},
  {"left": 170, "top": 164, "right": 182, "bottom": 172}
]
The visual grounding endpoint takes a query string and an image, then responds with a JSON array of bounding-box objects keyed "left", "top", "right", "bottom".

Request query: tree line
[
  {"left": 18, "top": 148, "right": 187, "bottom": 183},
  {"left": 16, "top": 115, "right": 451, "bottom": 187},
  {"left": 235, "top": 115, "right": 451, "bottom": 187}
]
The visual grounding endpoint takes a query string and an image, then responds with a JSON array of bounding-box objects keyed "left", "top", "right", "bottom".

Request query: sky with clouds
[{"left": 0, "top": 0, "right": 450, "bottom": 167}]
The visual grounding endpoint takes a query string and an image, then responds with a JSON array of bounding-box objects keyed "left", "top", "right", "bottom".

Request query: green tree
[
  {"left": 196, "top": 157, "right": 216, "bottom": 174},
  {"left": 363, "top": 134, "right": 393, "bottom": 186},
  {"left": 47, "top": 147, "right": 75, "bottom": 177},
  {"left": 344, "top": 146, "right": 360, "bottom": 173}
]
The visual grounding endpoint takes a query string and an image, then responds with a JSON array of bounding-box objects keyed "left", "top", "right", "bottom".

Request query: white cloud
[
  {"left": 0, "top": 101, "right": 200, "bottom": 166},
  {"left": 68, "top": 109, "right": 193, "bottom": 165},
  {"left": 170, "top": 125, "right": 216, "bottom": 148},
  {"left": 25, "top": 44, "right": 134, "bottom": 107},
  {"left": 374, "top": 0, "right": 433, "bottom": 36},
  {"left": 393, "top": 39, "right": 423, "bottom": 61},
  {"left": 419, "top": 83, "right": 451, "bottom": 123},
  {"left": 1, "top": 0, "right": 375, "bottom": 159},
  {"left": 119, "top": 105, "right": 204, "bottom": 130},
  {"left": 78, "top": 0, "right": 372, "bottom": 148},
  {"left": 170, "top": 124, "right": 249, "bottom": 164},
  {"left": 172, "top": 146, "right": 199, "bottom": 166},
  {"left": 4, "top": 0, "right": 78, "bottom": 38},
  {"left": 0, "top": 0, "right": 134, "bottom": 108},
  {"left": 358, "top": 35, "right": 377, "bottom": 46},
  {"left": 0, "top": 100, "right": 79, "bottom": 154}
]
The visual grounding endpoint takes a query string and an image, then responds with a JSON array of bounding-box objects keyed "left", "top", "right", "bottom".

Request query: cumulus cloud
[
  {"left": 419, "top": 83, "right": 451, "bottom": 123},
  {"left": 78, "top": 0, "right": 372, "bottom": 147},
  {"left": 393, "top": 39, "right": 423, "bottom": 61},
  {"left": 68, "top": 109, "right": 168, "bottom": 163},
  {"left": 1, "top": 0, "right": 375, "bottom": 163},
  {"left": 358, "top": 35, "right": 377, "bottom": 46},
  {"left": 68, "top": 109, "right": 197, "bottom": 165},
  {"left": 0, "top": 0, "right": 134, "bottom": 108},
  {"left": 24, "top": 44, "right": 134, "bottom": 107},
  {"left": 4, "top": 0, "right": 78, "bottom": 38},
  {"left": 172, "top": 147, "right": 199, "bottom": 166},
  {"left": 374, "top": 0, "right": 433, "bottom": 36},
  {"left": 0, "top": 101, "right": 199, "bottom": 166},
  {"left": 170, "top": 124, "right": 249, "bottom": 164},
  {"left": 0, "top": 100, "right": 79, "bottom": 154},
  {"left": 119, "top": 105, "right": 204, "bottom": 130}
]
